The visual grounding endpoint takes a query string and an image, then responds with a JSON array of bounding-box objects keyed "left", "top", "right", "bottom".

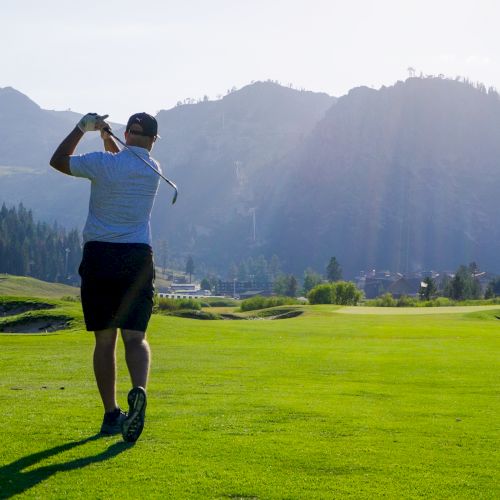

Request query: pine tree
[
  {"left": 326, "top": 256, "right": 342, "bottom": 282},
  {"left": 186, "top": 256, "right": 195, "bottom": 283},
  {"left": 0, "top": 203, "right": 82, "bottom": 284}
]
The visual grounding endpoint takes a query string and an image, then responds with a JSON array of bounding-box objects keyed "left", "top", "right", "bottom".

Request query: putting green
[{"left": 337, "top": 305, "right": 499, "bottom": 315}]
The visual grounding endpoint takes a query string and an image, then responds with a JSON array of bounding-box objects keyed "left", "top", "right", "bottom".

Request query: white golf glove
[{"left": 77, "top": 113, "right": 109, "bottom": 133}]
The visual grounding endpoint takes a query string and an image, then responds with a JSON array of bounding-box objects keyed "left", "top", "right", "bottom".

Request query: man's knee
[
  {"left": 94, "top": 328, "right": 118, "bottom": 349},
  {"left": 121, "top": 329, "right": 147, "bottom": 347}
]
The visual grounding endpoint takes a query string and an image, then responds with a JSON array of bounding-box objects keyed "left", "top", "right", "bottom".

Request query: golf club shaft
[{"left": 103, "top": 127, "right": 178, "bottom": 204}]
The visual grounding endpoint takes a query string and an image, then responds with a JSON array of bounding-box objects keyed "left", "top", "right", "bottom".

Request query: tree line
[
  {"left": 0, "top": 203, "right": 82, "bottom": 284},
  {"left": 197, "top": 255, "right": 343, "bottom": 298}
]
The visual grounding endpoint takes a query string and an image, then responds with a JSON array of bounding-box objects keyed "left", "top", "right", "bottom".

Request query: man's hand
[
  {"left": 100, "top": 126, "right": 112, "bottom": 141},
  {"left": 100, "top": 125, "right": 120, "bottom": 153},
  {"left": 77, "top": 113, "right": 109, "bottom": 133}
]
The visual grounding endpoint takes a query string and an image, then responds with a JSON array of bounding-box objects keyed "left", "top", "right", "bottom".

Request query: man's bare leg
[
  {"left": 93, "top": 328, "right": 119, "bottom": 412},
  {"left": 121, "top": 329, "right": 150, "bottom": 388},
  {"left": 121, "top": 329, "right": 149, "bottom": 442}
]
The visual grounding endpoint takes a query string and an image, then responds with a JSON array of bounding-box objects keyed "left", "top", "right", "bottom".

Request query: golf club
[{"left": 103, "top": 126, "right": 178, "bottom": 204}]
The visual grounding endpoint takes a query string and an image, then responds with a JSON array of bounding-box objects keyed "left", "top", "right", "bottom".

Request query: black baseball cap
[{"left": 126, "top": 112, "right": 158, "bottom": 137}]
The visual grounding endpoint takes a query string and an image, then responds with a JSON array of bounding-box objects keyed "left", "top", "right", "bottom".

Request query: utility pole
[
  {"left": 250, "top": 207, "right": 256, "bottom": 242},
  {"left": 160, "top": 240, "right": 168, "bottom": 275},
  {"left": 64, "top": 248, "right": 70, "bottom": 279}
]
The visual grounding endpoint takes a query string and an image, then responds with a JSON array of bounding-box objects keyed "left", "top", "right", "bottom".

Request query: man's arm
[
  {"left": 50, "top": 112, "right": 109, "bottom": 175},
  {"left": 101, "top": 128, "right": 120, "bottom": 153},
  {"left": 50, "top": 127, "right": 84, "bottom": 175}
]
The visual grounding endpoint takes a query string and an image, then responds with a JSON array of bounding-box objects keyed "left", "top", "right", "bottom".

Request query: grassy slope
[
  {"left": 0, "top": 303, "right": 499, "bottom": 498},
  {"left": 0, "top": 274, "right": 79, "bottom": 298}
]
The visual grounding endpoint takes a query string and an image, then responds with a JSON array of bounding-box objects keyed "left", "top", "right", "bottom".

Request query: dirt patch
[
  {"left": 220, "top": 313, "right": 246, "bottom": 320},
  {"left": 158, "top": 307, "right": 305, "bottom": 321},
  {"left": 0, "top": 316, "right": 72, "bottom": 333},
  {"left": 0, "top": 301, "right": 55, "bottom": 317},
  {"left": 223, "top": 308, "right": 304, "bottom": 320},
  {"left": 166, "top": 310, "right": 222, "bottom": 320},
  {"left": 271, "top": 310, "right": 303, "bottom": 319}
]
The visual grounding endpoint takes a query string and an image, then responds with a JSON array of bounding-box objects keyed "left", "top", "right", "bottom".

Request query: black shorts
[{"left": 78, "top": 241, "right": 155, "bottom": 332}]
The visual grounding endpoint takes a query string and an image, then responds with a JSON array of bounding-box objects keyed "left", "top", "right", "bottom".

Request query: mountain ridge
[
  {"left": 2, "top": 78, "right": 500, "bottom": 277},
  {"left": 263, "top": 77, "right": 500, "bottom": 275}
]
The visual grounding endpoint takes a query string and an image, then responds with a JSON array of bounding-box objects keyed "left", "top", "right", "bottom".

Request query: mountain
[
  {"left": 0, "top": 87, "right": 81, "bottom": 167},
  {"left": 263, "top": 77, "right": 500, "bottom": 275},
  {"left": 0, "top": 86, "right": 120, "bottom": 167},
  {"left": 151, "top": 82, "right": 336, "bottom": 265},
  {"left": 0, "top": 87, "right": 120, "bottom": 226},
  {"left": 0, "top": 82, "right": 334, "bottom": 250},
  {"left": 2, "top": 78, "right": 500, "bottom": 278}
]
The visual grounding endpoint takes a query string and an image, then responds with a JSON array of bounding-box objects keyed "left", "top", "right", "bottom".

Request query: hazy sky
[{"left": 1, "top": 0, "right": 499, "bottom": 123}]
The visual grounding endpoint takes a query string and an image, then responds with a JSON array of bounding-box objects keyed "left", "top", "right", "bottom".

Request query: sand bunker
[
  {"left": 0, "top": 316, "right": 71, "bottom": 333},
  {"left": 0, "top": 302, "right": 55, "bottom": 317}
]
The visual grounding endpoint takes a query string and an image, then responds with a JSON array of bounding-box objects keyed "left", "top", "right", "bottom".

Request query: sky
[{"left": 1, "top": 0, "right": 499, "bottom": 123}]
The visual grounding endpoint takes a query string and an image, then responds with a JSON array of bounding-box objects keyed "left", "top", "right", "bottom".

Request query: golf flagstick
[{"left": 103, "top": 127, "right": 178, "bottom": 205}]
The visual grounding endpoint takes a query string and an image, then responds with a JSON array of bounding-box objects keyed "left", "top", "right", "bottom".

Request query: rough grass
[
  {"left": 0, "top": 299, "right": 498, "bottom": 498},
  {"left": 0, "top": 274, "right": 79, "bottom": 298}
]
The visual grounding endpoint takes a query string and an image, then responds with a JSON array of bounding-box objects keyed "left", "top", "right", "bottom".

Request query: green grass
[
  {"left": 0, "top": 274, "right": 79, "bottom": 298},
  {"left": 0, "top": 297, "right": 499, "bottom": 498}
]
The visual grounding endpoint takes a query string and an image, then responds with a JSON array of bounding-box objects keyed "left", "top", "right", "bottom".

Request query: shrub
[
  {"left": 202, "top": 298, "right": 239, "bottom": 307},
  {"left": 240, "top": 295, "right": 299, "bottom": 312},
  {"left": 155, "top": 297, "right": 202, "bottom": 312},
  {"left": 333, "top": 281, "right": 363, "bottom": 305},
  {"left": 307, "top": 284, "right": 334, "bottom": 304},
  {"left": 396, "top": 295, "right": 416, "bottom": 307},
  {"left": 61, "top": 295, "right": 81, "bottom": 302},
  {"left": 308, "top": 282, "right": 363, "bottom": 305},
  {"left": 374, "top": 293, "right": 396, "bottom": 307},
  {"left": 430, "top": 297, "right": 453, "bottom": 307}
]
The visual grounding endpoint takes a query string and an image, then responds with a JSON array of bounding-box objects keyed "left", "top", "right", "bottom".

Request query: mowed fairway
[{"left": 0, "top": 303, "right": 499, "bottom": 498}]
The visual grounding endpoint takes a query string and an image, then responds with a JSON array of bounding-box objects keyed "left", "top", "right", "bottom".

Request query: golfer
[{"left": 50, "top": 112, "right": 161, "bottom": 442}]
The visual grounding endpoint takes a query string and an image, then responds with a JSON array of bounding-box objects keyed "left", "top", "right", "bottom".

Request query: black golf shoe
[
  {"left": 121, "top": 386, "right": 147, "bottom": 442},
  {"left": 100, "top": 408, "right": 127, "bottom": 435}
]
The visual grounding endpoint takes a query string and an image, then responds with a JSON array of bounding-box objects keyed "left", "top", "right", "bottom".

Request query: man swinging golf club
[{"left": 50, "top": 111, "right": 163, "bottom": 442}]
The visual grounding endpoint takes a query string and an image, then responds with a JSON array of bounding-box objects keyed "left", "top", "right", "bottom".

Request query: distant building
[
  {"left": 387, "top": 277, "right": 422, "bottom": 298},
  {"left": 358, "top": 268, "right": 495, "bottom": 298},
  {"left": 363, "top": 272, "right": 400, "bottom": 299},
  {"left": 215, "top": 279, "right": 273, "bottom": 298},
  {"left": 360, "top": 269, "right": 433, "bottom": 298},
  {"left": 170, "top": 283, "right": 200, "bottom": 293},
  {"left": 158, "top": 291, "right": 214, "bottom": 299}
]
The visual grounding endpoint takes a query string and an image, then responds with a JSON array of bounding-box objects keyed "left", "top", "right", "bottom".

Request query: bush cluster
[
  {"left": 307, "top": 281, "right": 363, "bottom": 305},
  {"left": 365, "top": 295, "right": 500, "bottom": 307},
  {"left": 155, "top": 297, "right": 202, "bottom": 312},
  {"left": 202, "top": 298, "right": 239, "bottom": 307},
  {"left": 367, "top": 293, "right": 418, "bottom": 307},
  {"left": 240, "top": 295, "right": 299, "bottom": 312},
  {"left": 61, "top": 295, "right": 81, "bottom": 302}
]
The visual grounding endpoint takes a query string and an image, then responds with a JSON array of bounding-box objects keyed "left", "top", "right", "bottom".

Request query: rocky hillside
[
  {"left": 263, "top": 77, "right": 500, "bottom": 275},
  {"left": 3, "top": 78, "right": 500, "bottom": 276}
]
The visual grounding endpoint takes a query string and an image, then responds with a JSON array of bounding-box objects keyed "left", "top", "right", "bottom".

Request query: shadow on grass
[{"left": 0, "top": 434, "right": 133, "bottom": 498}]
